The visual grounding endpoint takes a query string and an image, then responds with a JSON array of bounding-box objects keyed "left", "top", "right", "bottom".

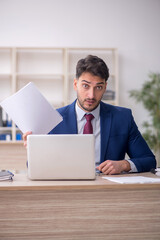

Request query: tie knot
[{"left": 85, "top": 114, "right": 94, "bottom": 122}]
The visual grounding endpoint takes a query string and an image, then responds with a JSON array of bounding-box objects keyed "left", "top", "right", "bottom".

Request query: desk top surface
[{"left": 0, "top": 172, "right": 160, "bottom": 191}]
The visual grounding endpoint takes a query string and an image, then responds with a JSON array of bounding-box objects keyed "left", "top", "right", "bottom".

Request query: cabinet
[{"left": 0, "top": 47, "right": 118, "bottom": 143}]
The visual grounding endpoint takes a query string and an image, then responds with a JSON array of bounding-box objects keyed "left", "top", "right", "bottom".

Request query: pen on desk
[{"left": 95, "top": 165, "right": 101, "bottom": 175}]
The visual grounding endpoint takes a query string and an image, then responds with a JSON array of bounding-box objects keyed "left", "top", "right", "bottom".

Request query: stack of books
[{"left": 0, "top": 170, "right": 14, "bottom": 181}]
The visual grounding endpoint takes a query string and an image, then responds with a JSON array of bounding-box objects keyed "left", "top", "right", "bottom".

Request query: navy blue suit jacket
[{"left": 49, "top": 100, "right": 156, "bottom": 172}]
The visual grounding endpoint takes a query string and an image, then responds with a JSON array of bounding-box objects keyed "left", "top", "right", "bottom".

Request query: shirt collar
[{"left": 75, "top": 100, "right": 100, "bottom": 121}]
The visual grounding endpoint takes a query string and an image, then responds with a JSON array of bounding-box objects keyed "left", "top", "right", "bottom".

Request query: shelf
[
  {"left": 16, "top": 48, "right": 64, "bottom": 75},
  {"left": 0, "top": 127, "right": 12, "bottom": 131},
  {"left": 0, "top": 47, "right": 118, "bottom": 143},
  {"left": 0, "top": 141, "right": 23, "bottom": 144},
  {"left": 0, "top": 73, "right": 12, "bottom": 78},
  {"left": 16, "top": 73, "right": 64, "bottom": 79},
  {"left": 102, "top": 100, "right": 117, "bottom": 105},
  {"left": 0, "top": 48, "right": 12, "bottom": 75}
]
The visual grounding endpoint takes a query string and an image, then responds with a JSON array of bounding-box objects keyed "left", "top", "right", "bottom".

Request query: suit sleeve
[{"left": 127, "top": 112, "right": 156, "bottom": 172}]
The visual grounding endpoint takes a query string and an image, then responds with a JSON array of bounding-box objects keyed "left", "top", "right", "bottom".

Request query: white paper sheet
[
  {"left": 103, "top": 176, "right": 160, "bottom": 184},
  {"left": 0, "top": 82, "right": 63, "bottom": 134}
]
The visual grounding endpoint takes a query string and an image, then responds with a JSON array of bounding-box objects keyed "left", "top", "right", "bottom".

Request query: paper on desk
[
  {"left": 0, "top": 82, "right": 63, "bottom": 134},
  {"left": 103, "top": 176, "right": 160, "bottom": 184}
]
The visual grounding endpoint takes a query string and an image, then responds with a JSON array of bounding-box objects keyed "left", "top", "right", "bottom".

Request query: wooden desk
[{"left": 0, "top": 172, "right": 160, "bottom": 240}]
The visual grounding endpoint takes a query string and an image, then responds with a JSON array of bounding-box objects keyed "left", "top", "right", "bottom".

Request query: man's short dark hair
[{"left": 76, "top": 55, "right": 109, "bottom": 81}]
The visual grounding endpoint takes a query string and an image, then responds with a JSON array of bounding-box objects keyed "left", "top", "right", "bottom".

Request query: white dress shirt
[
  {"left": 75, "top": 101, "right": 137, "bottom": 172},
  {"left": 75, "top": 102, "right": 101, "bottom": 164}
]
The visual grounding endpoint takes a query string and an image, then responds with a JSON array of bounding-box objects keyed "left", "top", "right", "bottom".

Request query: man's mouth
[{"left": 85, "top": 99, "right": 96, "bottom": 105}]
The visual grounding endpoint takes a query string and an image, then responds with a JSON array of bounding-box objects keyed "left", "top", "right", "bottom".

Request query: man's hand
[
  {"left": 22, "top": 131, "right": 32, "bottom": 148},
  {"left": 96, "top": 160, "right": 131, "bottom": 175}
]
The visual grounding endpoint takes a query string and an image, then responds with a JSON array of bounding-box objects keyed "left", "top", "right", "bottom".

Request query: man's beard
[{"left": 77, "top": 97, "right": 100, "bottom": 112}]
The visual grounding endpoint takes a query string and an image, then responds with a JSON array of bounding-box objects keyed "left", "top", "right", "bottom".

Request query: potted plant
[{"left": 129, "top": 73, "right": 160, "bottom": 167}]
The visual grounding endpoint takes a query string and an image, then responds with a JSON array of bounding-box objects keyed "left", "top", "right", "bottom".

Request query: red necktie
[{"left": 83, "top": 114, "right": 94, "bottom": 134}]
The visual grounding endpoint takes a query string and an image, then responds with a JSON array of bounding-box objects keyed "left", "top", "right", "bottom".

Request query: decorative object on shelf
[
  {"left": 102, "top": 90, "right": 115, "bottom": 101},
  {"left": 129, "top": 73, "right": 160, "bottom": 166}
]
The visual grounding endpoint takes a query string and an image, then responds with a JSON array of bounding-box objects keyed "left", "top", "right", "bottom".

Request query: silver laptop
[{"left": 27, "top": 134, "right": 95, "bottom": 180}]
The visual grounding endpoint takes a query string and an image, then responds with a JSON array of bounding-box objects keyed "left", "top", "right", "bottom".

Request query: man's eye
[
  {"left": 97, "top": 86, "right": 103, "bottom": 90},
  {"left": 83, "top": 84, "right": 89, "bottom": 89}
]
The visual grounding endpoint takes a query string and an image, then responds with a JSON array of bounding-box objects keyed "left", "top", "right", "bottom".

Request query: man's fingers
[
  {"left": 101, "top": 163, "right": 110, "bottom": 173},
  {"left": 22, "top": 131, "right": 32, "bottom": 147},
  {"left": 98, "top": 160, "right": 112, "bottom": 172},
  {"left": 97, "top": 160, "right": 109, "bottom": 171},
  {"left": 103, "top": 165, "right": 114, "bottom": 175},
  {"left": 23, "top": 131, "right": 32, "bottom": 140},
  {"left": 97, "top": 160, "right": 124, "bottom": 175}
]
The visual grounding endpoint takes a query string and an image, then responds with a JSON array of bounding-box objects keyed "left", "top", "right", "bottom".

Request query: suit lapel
[
  {"left": 63, "top": 101, "right": 78, "bottom": 134},
  {"left": 100, "top": 102, "right": 112, "bottom": 163}
]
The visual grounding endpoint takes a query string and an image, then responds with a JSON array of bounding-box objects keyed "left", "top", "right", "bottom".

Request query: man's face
[{"left": 73, "top": 72, "right": 107, "bottom": 112}]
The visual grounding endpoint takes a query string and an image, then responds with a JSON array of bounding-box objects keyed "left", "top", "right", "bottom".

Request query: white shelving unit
[{"left": 0, "top": 47, "right": 118, "bottom": 144}]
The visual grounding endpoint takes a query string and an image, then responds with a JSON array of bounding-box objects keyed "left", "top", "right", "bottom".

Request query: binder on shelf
[
  {"left": 0, "top": 107, "right": 2, "bottom": 127},
  {"left": 0, "top": 133, "right": 12, "bottom": 141},
  {"left": 1, "top": 109, "right": 12, "bottom": 127},
  {"left": 7, "top": 115, "right": 12, "bottom": 127},
  {"left": 16, "top": 133, "right": 22, "bottom": 141},
  {"left": 0, "top": 134, "right": 6, "bottom": 140},
  {"left": 2, "top": 109, "right": 7, "bottom": 127}
]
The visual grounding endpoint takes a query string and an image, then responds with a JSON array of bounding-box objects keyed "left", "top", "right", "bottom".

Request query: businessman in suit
[{"left": 23, "top": 55, "right": 156, "bottom": 174}]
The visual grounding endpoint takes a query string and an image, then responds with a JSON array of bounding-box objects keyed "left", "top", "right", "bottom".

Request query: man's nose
[{"left": 88, "top": 88, "right": 95, "bottom": 99}]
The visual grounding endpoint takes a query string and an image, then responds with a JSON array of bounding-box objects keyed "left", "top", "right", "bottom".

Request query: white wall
[{"left": 0, "top": 0, "right": 160, "bottom": 131}]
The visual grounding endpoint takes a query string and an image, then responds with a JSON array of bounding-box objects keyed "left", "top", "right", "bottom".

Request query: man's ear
[{"left": 73, "top": 78, "right": 78, "bottom": 91}]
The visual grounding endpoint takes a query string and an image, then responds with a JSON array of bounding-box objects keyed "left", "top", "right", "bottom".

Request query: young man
[{"left": 23, "top": 55, "right": 156, "bottom": 174}]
